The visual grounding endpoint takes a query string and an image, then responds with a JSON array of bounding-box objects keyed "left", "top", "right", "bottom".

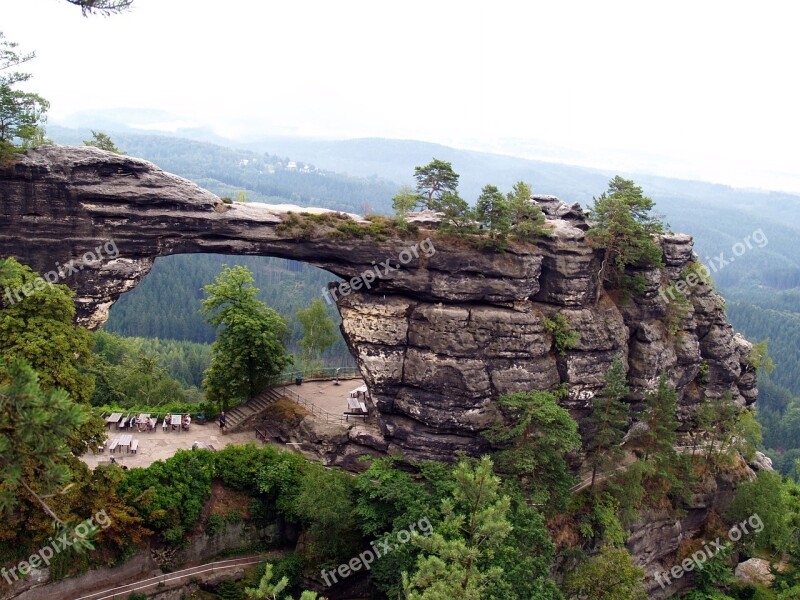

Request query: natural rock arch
[{"left": 0, "top": 146, "right": 756, "bottom": 461}]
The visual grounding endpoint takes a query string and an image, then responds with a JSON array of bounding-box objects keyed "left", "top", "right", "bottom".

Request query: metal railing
[
  {"left": 272, "top": 384, "right": 353, "bottom": 425},
  {"left": 266, "top": 366, "right": 361, "bottom": 387}
]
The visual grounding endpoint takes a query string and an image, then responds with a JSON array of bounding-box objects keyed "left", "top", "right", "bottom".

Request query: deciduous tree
[
  {"left": 392, "top": 184, "right": 418, "bottom": 216},
  {"left": 564, "top": 545, "right": 647, "bottom": 600},
  {"left": 0, "top": 257, "right": 95, "bottom": 405},
  {"left": 296, "top": 299, "right": 337, "bottom": 363},
  {"left": 201, "top": 265, "right": 291, "bottom": 409}
]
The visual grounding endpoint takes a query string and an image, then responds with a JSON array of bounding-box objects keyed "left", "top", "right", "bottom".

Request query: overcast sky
[{"left": 3, "top": 0, "right": 799, "bottom": 192}]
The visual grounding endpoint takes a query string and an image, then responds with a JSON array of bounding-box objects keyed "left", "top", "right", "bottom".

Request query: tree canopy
[
  {"left": 585, "top": 355, "right": 630, "bottom": 489},
  {"left": 402, "top": 456, "right": 512, "bottom": 600},
  {"left": 587, "top": 176, "right": 664, "bottom": 301},
  {"left": 0, "top": 258, "right": 95, "bottom": 404},
  {"left": 200, "top": 265, "right": 291, "bottom": 409},
  {"left": 475, "top": 184, "right": 512, "bottom": 242},
  {"left": 296, "top": 298, "right": 337, "bottom": 364},
  {"left": 0, "top": 359, "right": 91, "bottom": 524},
  {"left": 414, "top": 158, "right": 460, "bottom": 208},
  {"left": 484, "top": 388, "right": 580, "bottom": 512}
]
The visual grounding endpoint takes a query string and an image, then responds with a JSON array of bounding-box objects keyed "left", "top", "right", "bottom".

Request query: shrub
[
  {"left": 220, "top": 197, "right": 233, "bottom": 204},
  {"left": 117, "top": 450, "right": 214, "bottom": 545},
  {"left": 544, "top": 313, "right": 580, "bottom": 355},
  {"left": 698, "top": 360, "right": 709, "bottom": 384},
  {"left": 215, "top": 442, "right": 280, "bottom": 493},
  {"left": 224, "top": 510, "right": 243, "bottom": 525},
  {"left": 663, "top": 292, "right": 690, "bottom": 335},
  {"left": 206, "top": 513, "right": 224, "bottom": 535}
]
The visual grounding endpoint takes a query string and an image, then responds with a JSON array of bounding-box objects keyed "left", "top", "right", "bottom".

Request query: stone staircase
[{"left": 225, "top": 387, "right": 285, "bottom": 432}]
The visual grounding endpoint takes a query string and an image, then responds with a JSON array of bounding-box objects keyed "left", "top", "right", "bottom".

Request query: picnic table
[
  {"left": 114, "top": 433, "right": 132, "bottom": 453},
  {"left": 349, "top": 384, "right": 368, "bottom": 398},
  {"left": 347, "top": 398, "right": 368, "bottom": 413},
  {"left": 170, "top": 414, "right": 182, "bottom": 430},
  {"left": 345, "top": 397, "right": 368, "bottom": 421},
  {"left": 106, "top": 412, "right": 122, "bottom": 427}
]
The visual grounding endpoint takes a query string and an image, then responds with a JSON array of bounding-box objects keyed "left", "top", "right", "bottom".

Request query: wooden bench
[
  {"left": 108, "top": 439, "right": 119, "bottom": 453},
  {"left": 130, "top": 439, "right": 139, "bottom": 454}
]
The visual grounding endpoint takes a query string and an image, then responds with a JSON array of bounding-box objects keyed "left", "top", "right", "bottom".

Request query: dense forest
[{"left": 105, "top": 253, "right": 352, "bottom": 360}]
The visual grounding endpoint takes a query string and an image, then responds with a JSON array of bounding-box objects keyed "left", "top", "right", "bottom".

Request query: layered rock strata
[
  {"left": 0, "top": 146, "right": 761, "bottom": 595},
  {"left": 0, "top": 146, "right": 756, "bottom": 459}
]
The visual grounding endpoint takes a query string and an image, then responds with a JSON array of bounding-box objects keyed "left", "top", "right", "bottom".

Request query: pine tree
[
  {"left": 507, "top": 181, "right": 548, "bottom": 241},
  {"left": 586, "top": 355, "right": 630, "bottom": 490},
  {"left": 84, "top": 130, "right": 125, "bottom": 154},
  {"left": 475, "top": 184, "right": 512, "bottom": 242},
  {"left": 0, "top": 359, "right": 91, "bottom": 524},
  {"left": 483, "top": 388, "right": 580, "bottom": 512},
  {"left": 402, "top": 456, "right": 512, "bottom": 600},
  {"left": 637, "top": 373, "right": 679, "bottom": 462},
  {"left": 413, "top": 158, "right": 460, "bottom": 209},
  {"left": 587, "top": 176, "right": 664, "bottom": 303},
  {"left": 0, "top": 32, "right": 49, "bottom": 158}
]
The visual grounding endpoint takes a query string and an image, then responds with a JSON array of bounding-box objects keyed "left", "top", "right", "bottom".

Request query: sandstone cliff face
[{"left": 0, "top": 146, "right": 760, "bottom": 592}]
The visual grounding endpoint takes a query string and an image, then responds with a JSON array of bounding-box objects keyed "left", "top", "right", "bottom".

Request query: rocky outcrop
[
  {"left": 0, "top": 145, "right": 757, "bottom": 454},
  {"left": 0, "top": 146, "right": 760, "bottom": 590},
  {"left": 735, "top": 558, "right": 775, "bottom": 587}
]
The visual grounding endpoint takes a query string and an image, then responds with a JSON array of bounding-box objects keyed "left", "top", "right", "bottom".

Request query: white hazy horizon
[{"left": 3, "top": 0, "right": 800, "bottom": 194}]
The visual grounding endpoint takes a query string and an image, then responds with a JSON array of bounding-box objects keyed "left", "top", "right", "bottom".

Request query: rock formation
[{"left": 0, "top": 146, "right": 761, "bottom": 597}]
